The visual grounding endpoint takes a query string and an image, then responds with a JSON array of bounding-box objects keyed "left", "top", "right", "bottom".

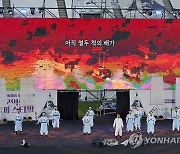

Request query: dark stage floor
[{"left": 0, "top": 117, "right": 180, "bottom": 154}]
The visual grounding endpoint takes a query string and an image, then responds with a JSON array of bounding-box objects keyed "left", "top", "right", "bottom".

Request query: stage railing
[{"left": 0, "top": 6, "right": 179, "bottom": 19}]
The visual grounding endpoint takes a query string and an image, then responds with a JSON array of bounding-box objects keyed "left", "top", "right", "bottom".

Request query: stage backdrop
[
  {"left": 0, "top": 90, "right": 57, "bottom": 121},
  {"left": 0, "top": 18, "right": 179, "bottom": 90}
]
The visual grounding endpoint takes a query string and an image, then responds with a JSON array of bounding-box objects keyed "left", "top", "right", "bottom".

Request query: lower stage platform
[{"left": 0, "top": 117, "right": 180, "bottom": 154}]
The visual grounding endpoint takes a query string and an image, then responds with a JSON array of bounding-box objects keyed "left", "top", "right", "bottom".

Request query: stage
[{"left": 0, "top": 117, "right": 180, "bottom": 154}]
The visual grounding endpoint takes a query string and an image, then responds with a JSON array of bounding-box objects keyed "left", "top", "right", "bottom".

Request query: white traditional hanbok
[
  {"left": 126, "top": 114, "right": 134, "bottom": 132},
  {"left": 172, "top": 110, "right": 180, "bottom": 131},
  {"left": 38, "top": 116, "right": 49, "bottom": 135},
  {"left": 133, "top": 110, "right": 142, "bottom": 130},
  {"left": 113, "top": 118, "right": 124, "bottom": 137},
  {"left": 51, "top": 110, "right": 60, "bottom": 128},
  {"left": 147, "top": 114, "right": 156, "bottom": 134},
  {"left": 82, "top": 115, "right": 91, "bottom": 134},
  {"left": 88, "top": 109, "right": 95, "bottom": 127},
  {"left": 14, "top": 113, "right": 23, "bottom": 132}
]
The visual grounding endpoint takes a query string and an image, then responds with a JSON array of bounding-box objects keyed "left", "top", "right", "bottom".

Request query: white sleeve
[
  {"left": 50, "top": 111, "right": 53, "bottom": 117},
  {"left": 47, "top": 118, "right": 49, "bottom": 125},
  {"left": 126, "top": 115, "right": 128, "bottom": 123},
  {"left": 92, "top": 111, "right": 95, "bottom": 116},
  {"left": 171, "top": 112, "right": 174, "bottom": 119},
  {"left": 121, "top": 119, "right": 124, "bottom": 128},
  {"left": 38, "top": 117, "right": 41, "bottom": 123},
  {"left": 113, "top": 119, "right": 116, "bottom": 128},
  {"left": 21, "top": 115, "right": 24, "bottom": 122}
]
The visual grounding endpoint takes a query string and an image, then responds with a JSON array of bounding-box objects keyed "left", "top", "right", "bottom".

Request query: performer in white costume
[
  {"left": 126, "top": 110, "right": 134, "bottom": 133},
  {"left": 113, "top": 114, "right": 124, "bottom": 140},
  {"left": 37, "top": 112, "right": 49, "bottom": 137},
  {"left": 133, "top": 107, "right": 142, "bottom": 130},
  {"left": 172, "top": 107, "right": 180, "bottom": 132},
  {"left": 82, "top": 112, "right": 91, "bottom": 135},
  {"left": 14, "top": 109, "right": 23, "bottom": 134},
  {"left": 88, "top": 106, "right": 95, "bottom": 127},
  {"left": 51, "top": 106, "right": 60, "bottom": 128},
  {"left": 147, "top": 111, "right": 156, "bottom": 136}
]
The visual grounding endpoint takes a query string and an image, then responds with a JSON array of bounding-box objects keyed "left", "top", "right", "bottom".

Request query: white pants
[
  {"left": 52, "top": 118, "right": 60, "bottom": 128},
  {"left": 15, "top": 121, "right": 22, "bottom": 131},
  {"left": 134, "top": 118, "right": 141, "bottom": 129},
  {"left": 83, "top": 123, "right": 91, "bottom": 134},
  {"left": 40, "top": 123, "right": 48, "bottom": 135},
  {"left": 89, "top": 116, "right": 94, "bottom": 127},
  {"left": 115, "top": 127, "right": 122, "bottom": 136},
  {"left": 127, "top": 121, "right": 134, "bottom": 132},
  {"left": 147, "top": 123, "right": 155, "bottom": 134},
  {"left": 173, "top": 119, "right": 180, "bottom": 131}
]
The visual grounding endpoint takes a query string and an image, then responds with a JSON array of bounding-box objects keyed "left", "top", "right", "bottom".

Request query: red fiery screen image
[{"left": 0, "top": 18, "right": 179, "bottom": 90}]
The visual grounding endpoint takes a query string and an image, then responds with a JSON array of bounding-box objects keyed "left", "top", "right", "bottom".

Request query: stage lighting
[
  {"left": 28, "top": 116, "right": 32, "bottom": 120},
  {"left": 155, "top": 10, "right": 162, "bottom": 15},
  {"left": 0, "top": 7, "right": 3, "bottom": 15},
  {"left": 20, "top": 9, "right": 27, "bottom": 14},
  {"left": 85, "top": 96, "right": 87, "bottom": 101},
  {"left": 178, "top": 10, "right": 180, "bottom": 16},
  {"left": 172, "top": 11, "right": 177, "bottom": 17},
  {"left": 159, "top": 115, "right": 164, "bottom": 118},
  {"left": 30, "top": 8, "right": 35, "bottom": 15},
  {"left": 3, "top": 119, "right": 7, "bottom": 122},
  {"left": 7, "top": 7, "right": 13, "bottom": 15},
  {"left": 148, "top": 11, "right": 152, "bottom": 16},
  {"left": 38, "top": 8, "right": 44, "bottom": 14},
  {"left": 142, "top": 10, "right": 147, "bottom": 15}
]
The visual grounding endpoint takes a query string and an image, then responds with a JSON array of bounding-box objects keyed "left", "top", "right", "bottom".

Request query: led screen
[{"left": 0, "top": 18, "right": 179, "bottom": 90}]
